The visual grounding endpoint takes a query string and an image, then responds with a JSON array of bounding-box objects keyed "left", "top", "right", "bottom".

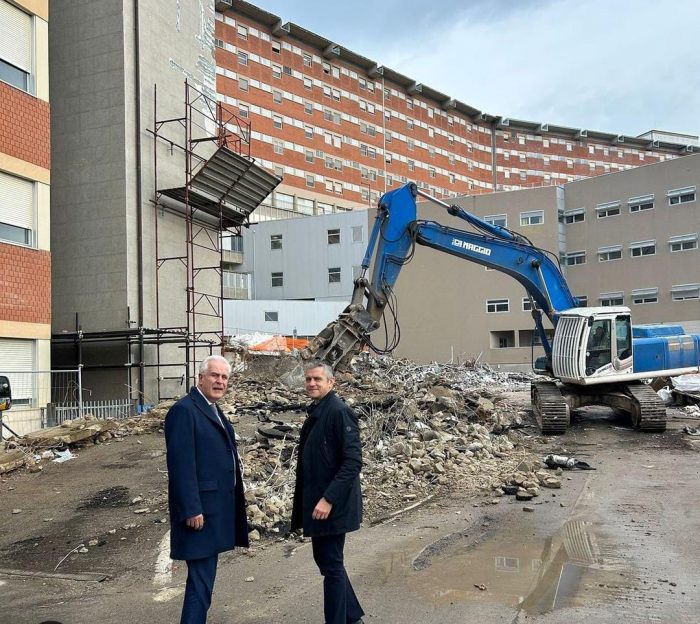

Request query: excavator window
[
  {"left": 615, "top": 316, "right": 632, "bottom": 360},
  {"left": 586, "top": 319, "right": 612, "bottom": 372}
]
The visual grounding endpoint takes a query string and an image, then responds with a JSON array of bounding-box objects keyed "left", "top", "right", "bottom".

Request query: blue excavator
[{"left": 302, "top": 183, "right": 700, "bottom": 434}]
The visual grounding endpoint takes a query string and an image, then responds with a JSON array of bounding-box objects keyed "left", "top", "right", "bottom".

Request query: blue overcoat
[{"left": 165, "top": 387, "right": 249, "bottom": 560}]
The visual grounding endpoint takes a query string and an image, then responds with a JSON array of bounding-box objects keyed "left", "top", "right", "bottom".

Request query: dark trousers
[
  {"left": 181, "top": 554, "right": 218, "bottom": 624},
  {"left": 311, "top": 534, "right": 364, "bottom": 624}
]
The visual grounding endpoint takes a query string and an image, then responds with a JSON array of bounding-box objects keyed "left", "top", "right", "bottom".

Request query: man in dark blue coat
[
  {"left": 292, "top": 360, "right": 365, "bottom": 624},
  {"left": 165, "top": 355, "right": 248, "bottom": 624}
]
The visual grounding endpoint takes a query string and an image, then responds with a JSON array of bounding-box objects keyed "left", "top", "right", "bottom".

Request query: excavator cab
[{"left": 552, "top": 308, "right": 634, "bottom": 383}]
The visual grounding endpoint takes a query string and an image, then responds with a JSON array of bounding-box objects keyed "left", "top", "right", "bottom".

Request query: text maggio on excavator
[{"left": 302, "top": 183, "right": 700, "bottom": 434}]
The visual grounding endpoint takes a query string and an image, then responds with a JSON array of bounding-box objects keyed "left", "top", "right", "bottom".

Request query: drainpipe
[
  {"left": 490, "top": 120, "right": 498, "bottom": 191},
  {"left": 133, "top": 0, "right": 145, "bottom": 406}
]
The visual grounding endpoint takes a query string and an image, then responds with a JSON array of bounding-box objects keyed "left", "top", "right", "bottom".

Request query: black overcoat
[
  {"left": 291, "top": 391, "right": 362, "bottom": 537},
  {"left": 165, "top": 387, "right": 249, "bottom": 560}
]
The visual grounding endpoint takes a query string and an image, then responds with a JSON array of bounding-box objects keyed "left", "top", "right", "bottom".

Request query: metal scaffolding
[{"left": 150, "top": 80, "right": 280, "bottom": 399}]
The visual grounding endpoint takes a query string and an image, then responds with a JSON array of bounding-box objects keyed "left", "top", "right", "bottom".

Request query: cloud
[{"left": 254, "top": 0, "right": 700, "bottom": 135}]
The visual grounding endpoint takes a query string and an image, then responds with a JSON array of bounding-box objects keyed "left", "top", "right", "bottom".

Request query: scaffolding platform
[{"left": 159, "top": 145, "right": 280, "bottom": 228}]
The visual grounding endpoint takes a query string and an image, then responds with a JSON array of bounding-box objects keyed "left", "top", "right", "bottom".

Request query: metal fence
[
  {"left": 0, "top": 369, "right": 141, "bottom": 438},
  {"left": 0, "top": 369, "right": 81, "bottom": 438},
  {"left": 46, "top": 399, "right": 137, "bottom": 427}
]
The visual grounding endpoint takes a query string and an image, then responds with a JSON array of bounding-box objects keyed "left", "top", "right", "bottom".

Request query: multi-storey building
[
  {"left": 0, "top": 0, "right": 51, "bottom": 435},
  {"left": 50, "top": 0, "right": 277, "bottom": 403},
  {"left": 214, "top": 1, "right": 697, "bottom": 220},
  {"left": 229, "top": 153, "right": 699, "bottom": 369}
]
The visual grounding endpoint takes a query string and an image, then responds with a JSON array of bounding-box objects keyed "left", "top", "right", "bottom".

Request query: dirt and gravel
[{"left": 1, "top": 354, "right": 699, "bottom": 623}]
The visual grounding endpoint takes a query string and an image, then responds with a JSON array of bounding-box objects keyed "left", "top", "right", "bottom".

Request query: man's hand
[
  {"left": 312, "top": 497, "right": 333, "bottom": 520},
  {"left": 185, "top": 514, "right": 204, "bottom": 530}
]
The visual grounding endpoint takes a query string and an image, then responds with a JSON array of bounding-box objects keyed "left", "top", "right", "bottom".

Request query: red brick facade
[
  {"left": 0, "top": 81, "right": 51, "bottom": 171},
  {"left": 0, "top": 243, "right": 51, "bottom": 325},
  {"left": 215, "top": 9, "right": 689, "bottom": 207}
]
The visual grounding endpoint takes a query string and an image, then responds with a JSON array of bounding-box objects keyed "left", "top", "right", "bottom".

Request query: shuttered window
[
  {"left": 0, "top": 338, "right": 35, "bottom": 403},
  {"left": 0, "top": 171, "right": 34, "bottom": 245},
  {"left": 0, "top": 0, "right": 32, "bottom": 91}
]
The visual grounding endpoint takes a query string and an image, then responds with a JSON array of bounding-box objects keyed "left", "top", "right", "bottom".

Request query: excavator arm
[{"left": 302, "top": 183, "right": 579, "bottom": 369}]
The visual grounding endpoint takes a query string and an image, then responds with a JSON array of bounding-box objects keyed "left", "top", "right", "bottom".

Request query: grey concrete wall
[
  {"left": 563, "top": 153, "right": 700, "bottom": 324},
  {"left": 393, "top": 186, "right": 560, "bottom": 365},
  {"left": 51, "top": 0, "right": 220, "bottom": 400},
  {"left": 50, "top": 0, "right": 129, "bottom": 333}
]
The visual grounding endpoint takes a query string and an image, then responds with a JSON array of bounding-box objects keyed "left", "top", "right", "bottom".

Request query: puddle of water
[{"left": 386, "top": 518, "right": 633, "bottom": 615}]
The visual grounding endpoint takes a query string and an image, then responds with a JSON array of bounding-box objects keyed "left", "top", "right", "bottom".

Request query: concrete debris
[
  {"left": 682, "top": 426, "right": 700, "bottom": 436},
  {"left": 16, "top": 416, "right": 119, "bottom": 449},
  {"left": 225, "top": 355, "right": 536, "bottom": 530}
]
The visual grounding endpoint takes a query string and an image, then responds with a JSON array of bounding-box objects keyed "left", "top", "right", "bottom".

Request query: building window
[
  {"left": 668, "top": 186, "right": 696, "bottom": 205},
  {"left": 669, "top": 233, "right": 698, "bottom": 252},
  {"left": 305, "top": 174, "right": 315, "bottom": 188},
  {"left": 305, "top": 150, "right": 314, "bottom": 163},
  {"left": 485, "top": 214, "right": 507, "bottom": 228},
  {"left": 429, "top": 167, "right": 435, "bottom": 178},
  {"left": 0, "top": 2, "right": 32, "bottom": 93},
  {"left": 407, "top": 118, "right": 414, "bottom": 130},
  {"left": 407, "top": 139, "right": 414, "bottom": 151},
  {"left": 303, "top": 77, "right": 312, "bottom": 90},
  {"left": 486, "top": 299, "right": 509, "bottom": 313},
  {"left": 303, "top": 53, "right": 312, "bottom": 67},
  {"left": 271, "top": 272, "right": 283, "bottom": 287},
  {"left": 238, "top": 77, "right": 249, "bottom": 91},
  {"left": 273, "top": 115, "right": 283, "bottom": 129},
  {"left": 273, "top": 90, "right": 283, "bottom": 104},
  {"left": 327, "top": 228, "right": 341, "bottom": 244},
  {"left": 630, "top": 240, "right": 656, "bottom": 257},
  {"left": 671, "top": 283, "right": 700, "bottom": 301},
  {"left": 564, "top": 251, "right": 586, "bottom": 266},
  {"left": 237, "top": 24, "right": 248, "bottom": 40},
  {"left": 631, "top": 288, "right": 658, "bottom": 305},
  {"left": 273, "top": 140, "right": 284, "bottom": 155},
  {"left": 275, "top": 193, "right": 294, "bottom": 211},
  {"left": 304, "top": 125, "right": 313, "bottom": 139},
  {"left": 0, "top": 171, "right": 34, "bottom": 246},
  {"left": 271, "top": 39, "right": 281, "bottom": 53},
  {"left": 520, "top": 210, "right": 544, "bottom": 226},
  {"left": 408, "top": 160, "right": 415, "bottom": 172},
  {"left": 352, "top": 226, "right": 363, "bottom": 243},
  {"left": 522, "top": 297, "right": 533, "bottom": 312},
  {"left": 272, "top": 64, "right": 281, "bottom": 79},
  {"left": 274, "top": 166, "right": 284, "bottom": 178},
  {"left": 596, "top": 201, "right": 621, "bottom": 218},
  {"left": 237, "top": 51, "right": 248, "bottom": 65},
  {"left": 264, "top": 311, "right": 279, "bottom": 322},
  {"left": 304, "top": 101, "right": 313, "bottom": 115},
  {"left": 270, "top": 234, "right": 282, "bottom": 250},
  {"left": 296, "top": 198, "right": 314, "bottom": 215},
  {"left": 628, "top": 194, "right": 654, "bottom": 212},
  {"left": 575, "top": 295, "right": 588, "bottom": 307},
  {"left": 563, "top": 208, "right": 584, "bottom": 224},
  {"left": 332, "top": 89, "right": 341, "bottom": 102},
  {"left": 598, "top": 246, "right": 622, "bottom": 262},
  {"left": 600, "top": 292, "right": 624, "bottom": 306},
  {"left": 328, "top": 267, "right": 341, "bottom": 283}
]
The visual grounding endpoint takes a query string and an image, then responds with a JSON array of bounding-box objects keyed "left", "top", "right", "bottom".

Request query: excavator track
[
  {"left": 531, "top": 381, "right": 570, "bottom": 435},
  {"left": 625, "top": 383, "right": 667, "bottom": 432}
]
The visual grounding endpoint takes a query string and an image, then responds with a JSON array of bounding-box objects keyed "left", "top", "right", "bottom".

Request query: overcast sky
[{"left": 253, "top": 0, "right": 699, "bottom": 137}]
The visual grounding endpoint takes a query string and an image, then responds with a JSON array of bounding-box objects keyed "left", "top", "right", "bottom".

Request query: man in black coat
[
  {"left": 165, "top": 355, "right": 248, "bottom": 624},
  {"left": 292, "top": 360, "right": 365, "bottom": 624}
]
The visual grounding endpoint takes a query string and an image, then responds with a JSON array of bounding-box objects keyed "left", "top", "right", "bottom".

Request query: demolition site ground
[{"left": 0, "top": 357, "right": 699, "bottom": 623}]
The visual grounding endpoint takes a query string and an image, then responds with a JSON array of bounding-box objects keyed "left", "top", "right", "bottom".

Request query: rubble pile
[{"left": 224, "top": 356, "right": 538, "bottom": 531}]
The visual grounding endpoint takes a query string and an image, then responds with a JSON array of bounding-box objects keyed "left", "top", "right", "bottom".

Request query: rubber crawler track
[
  {"left": 626, "top": 383, "right": 667, "bottom": 432},
  {"left": 531, "top": 381, "right": 570, "bottom": 435}
]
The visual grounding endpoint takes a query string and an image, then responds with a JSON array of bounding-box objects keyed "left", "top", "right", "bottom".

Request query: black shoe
[{"left": 349, "top": 620, "right": 364, "bottom": 624}]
